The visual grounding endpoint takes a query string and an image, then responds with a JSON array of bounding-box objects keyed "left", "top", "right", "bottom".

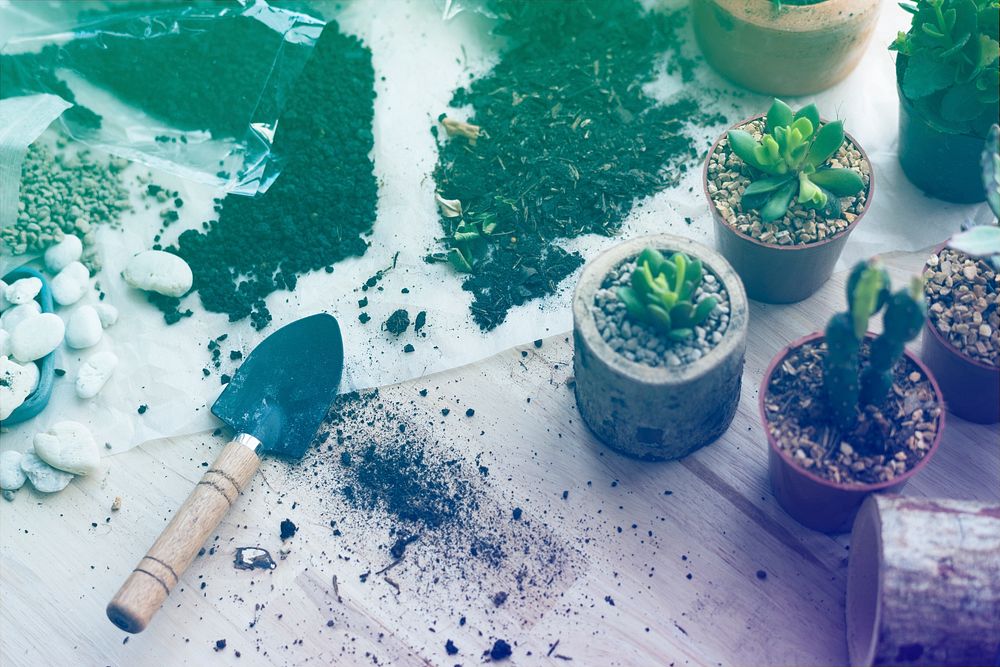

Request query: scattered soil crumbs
[
  {"left": 279, "top": 519, "right": 297, "bottom": 541},
  {"left": 707, "top": 118, "right": 870, "bottom": 246},
  {"left": 159, "top": 22, "right": 377, "bottom": 329},
  {"left": 763, "top": 339, "right": 941, "bottom": 484},
  {"left": 924, "top": 247, "right": 999, "bottom": 366},
  {"left": 431, "top": 0, "right": 722, "bottom": 330}
]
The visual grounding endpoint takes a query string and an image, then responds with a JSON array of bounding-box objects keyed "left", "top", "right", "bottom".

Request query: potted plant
[
  {"left": 691, "top": 0, "right": 881, "bottom": 95},
  {"left": 921, "top": 126, "right": 999, "bottom": 423},
  {"left": 573, "top": 234, "right": 749, "bottom": 460},
  {"left": 706, "top": 99, "right": 873, "bottom": 303},
  {"left": 761, "top": 259, "right": 946, "bottom": 532},
  {"left": 890, "top": 0, "right": 999, "bottom": 203}
]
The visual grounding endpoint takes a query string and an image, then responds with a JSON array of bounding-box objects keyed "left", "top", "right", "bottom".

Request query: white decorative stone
[
  {"left": 0, "top": 301, "right": 40, "bottom": 333},
  {"left": 33, "top": 421, "right": 100, "bottom": 476},
  {"left": 11, "top": 313, "right": 64, "bottom": 362},
  {"left": 0, "top": 329, "right": 9, "bottom": 358},
  {"left": 20, "top": 450, "right": 74, "bottom": 493},
  {"left": 0, "top": 356, "right": 37, "bottom": 420},
  {"left": 43, "top": 234, "right": 83, "bottom": 273},
  {"left": 76, "top": 351, "right": 118, "bottom": 399},
  {"left": 65, "top": 306, "right": 102, "bottom": 349},
  {"left": 123, "top": 250, "right": 192, "bottom": 298},
  {"left": 4, "top": 277, "right": 42, "bottom": 305},
  {"left": 94, "top": 303, "right": 119, "bottom": 328},
  {"left": 0, "top": 280, "right": 9, "bottom": 312},
  {"left": 0, "top": 451, "right": 26, "bottom": 491},
  {"left": 51, "top": 261, "right": 90, "bottom": 306}
]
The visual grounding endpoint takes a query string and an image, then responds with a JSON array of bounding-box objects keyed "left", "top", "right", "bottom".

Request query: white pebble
[
  {"left": 34, "top": 421, "right": 100, "bottom": 476},
  {"left": 11, "top": 313, "right": 64, "bottom": 362},
  {"left": 0, "top": 356, "right": 36, "bottom": 421},
  {"left": 4, "top": 277, "right": 42, "bottom": 305},
  {"left": 0, "top": 280, "right": 8, "bottom": 311},
  {"left": 94, "top": 303, "right": 119, "bottom": 328},
  {"left": 43, "top": 234, "right": 83, "bottom": 272},
  {"left": 0, "top": 451, "right": 26, "bottom": 491},
  {"left": 76, "top": 351, "right": 118, "bottom": 399},
  {"left": 0, "top": 301, "right": 40, "bottom": 333},
  {"left": 51, "top": 261, "right": 90, "bottom": 306},
  {"left": 0, "top": 329, "right": 9, "bottom": 358},
  {"left": 20, "top": 450, "right": 74, "bottom": 493},
  {"left": 123, "top": 250, "right": 192, "bottom": 298},
  {"left": 65, "top": 306, "right": 103, "bottom": 349}
]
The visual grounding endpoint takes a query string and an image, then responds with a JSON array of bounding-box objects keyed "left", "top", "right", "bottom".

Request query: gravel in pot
[{"left": 573, "top": 234, "right": 748, "bottom": 461}]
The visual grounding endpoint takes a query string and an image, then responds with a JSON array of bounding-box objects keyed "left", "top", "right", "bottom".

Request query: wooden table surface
[{"left": 2, "top": 251, "right": 997, "bottom": 667}]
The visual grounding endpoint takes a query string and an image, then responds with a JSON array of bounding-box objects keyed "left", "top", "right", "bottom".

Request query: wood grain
[{"left": 1, "top": 252, "right": 997, "bottom": 666}]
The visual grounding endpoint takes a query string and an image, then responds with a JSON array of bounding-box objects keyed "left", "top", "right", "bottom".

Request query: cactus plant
[
  {"left": 616, "top": 248, "right": 717, "bottom": 341},
  {"left": 823, "top": 260, "right": 926, "bottom": 430},
  {"left": 727, "top": 99, "right": 865, "bottom": 223},
  {"left": 890, "top": 0, "right": 999, "bottom": 138}
]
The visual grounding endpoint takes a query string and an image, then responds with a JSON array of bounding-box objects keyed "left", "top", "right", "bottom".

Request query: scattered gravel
[
  {"left": 924, "top": 247, "right": 999, "bottom": 367},
  {"left": 591, "top": 253, "right": 730, "bottom": 367},
  {"left": 707, "top": 118, "right": 870, "bottom": 246}
]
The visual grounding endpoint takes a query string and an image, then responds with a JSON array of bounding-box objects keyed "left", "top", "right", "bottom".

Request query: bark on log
[{"left": 847, "top": 494, "right": 1000, "bottom": 666}]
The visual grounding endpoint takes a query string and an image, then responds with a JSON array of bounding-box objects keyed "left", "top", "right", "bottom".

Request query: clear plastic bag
[{"left": 0, "top": 0, "right": 324, "bottom": 195}]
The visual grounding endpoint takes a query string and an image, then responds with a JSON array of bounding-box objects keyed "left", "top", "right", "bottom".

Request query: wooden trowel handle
[{"left": 107, "top": 439, "right": 261, "bottom": 633}]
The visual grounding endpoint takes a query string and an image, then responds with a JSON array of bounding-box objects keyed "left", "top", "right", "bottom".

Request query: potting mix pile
[
  {"left": 431, "top": 0, "right": 721, "bottom": 330},
  {"left": 707, "top": 118, "right": 871, "bottom": 245},
  {"left": 763, "top": 339, "right": 941, "bottom": 485},
  {"left": 592, "top": 255, "right": 730, "bottom": 367},
  {"left": 924, "top": 248, "right": 999, "bottom": 366}
]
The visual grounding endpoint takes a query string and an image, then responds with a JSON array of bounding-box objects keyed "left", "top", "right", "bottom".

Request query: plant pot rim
[
  {"left": 574, "top": 233, "right": 748, "bottom": 386},
  {"left": 759, "top": 331, "right": 946, "bottom": 492},
  {"left": 705, "top": 0, "right": 878, "bottom": 30},
  {"left": 704, "top": 112, "right": 873, "bottom": 252},
  {"left": 922, "top": 241, "right": 1000, "bottom": 372}
]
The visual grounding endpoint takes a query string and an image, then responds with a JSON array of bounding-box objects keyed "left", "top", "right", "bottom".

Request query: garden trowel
[{"left": 107, "top": 313, "right": 344, "bottom": 633}]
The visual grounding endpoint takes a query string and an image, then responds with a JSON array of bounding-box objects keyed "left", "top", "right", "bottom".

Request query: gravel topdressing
[
  {"left": 707, "top": 118, "right": 871, "bottom": 246},
  {"left": 591, "top": 253, "right": 730, "bottom": 368},
  {"left": 924, "top": 247, "right": 999, "bottom": 367}
]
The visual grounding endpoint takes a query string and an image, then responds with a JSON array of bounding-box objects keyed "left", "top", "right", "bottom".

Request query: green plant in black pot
[
  {"left": 727, "top": 99, "right": 865, "bottom": 222},
  {"left": 890, "top": 0, "right": 999, "bottom": 201},
  {"left": 824, "top": 260, "right": 926, "bottom": 430}
]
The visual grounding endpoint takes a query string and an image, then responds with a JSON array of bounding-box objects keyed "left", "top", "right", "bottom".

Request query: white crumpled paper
[{"left": 0, "top": 0, "right": 985, "bottom": 454}]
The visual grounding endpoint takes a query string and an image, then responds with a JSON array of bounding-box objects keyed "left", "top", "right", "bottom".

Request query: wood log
[{"left": 847, "top": 494, "right": 1000, "bottom": 666}]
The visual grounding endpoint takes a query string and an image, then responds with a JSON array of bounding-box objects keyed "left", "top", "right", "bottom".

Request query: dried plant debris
[
  {"left": 707, "top": 118, "right": 870, "bottom": 246},
  {"left": 234, "top": 547, "right": 277, "bottom": 571},
  {"left": 764, "top": 339, "right": 940, "bottom": 485},
  {"left": 924, "top": 248, "right": 999, "bottom": 366},
  {"left": 431, "top": 0, "right": 722, "bottom": 330},
  {"left": 157, "top": 22, "right": 377, "bottom": 329}
]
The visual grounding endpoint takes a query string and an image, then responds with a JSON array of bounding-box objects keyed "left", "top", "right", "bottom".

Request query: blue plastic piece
[{"left": 1, "top": 267, "right": 55, "bottom": 425}]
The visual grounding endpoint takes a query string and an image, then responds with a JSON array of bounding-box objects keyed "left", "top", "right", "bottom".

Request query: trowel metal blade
[{"left": 211, "top": 313, "right": 343, "bottom": 459}]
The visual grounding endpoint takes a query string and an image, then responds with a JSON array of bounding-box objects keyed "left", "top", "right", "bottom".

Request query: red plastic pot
[
  {"left": 760, "top": 332, "right": 946, "bottom": 534},
  {"left": 705, "top": 115, "right": 873, "bottom": 304}
]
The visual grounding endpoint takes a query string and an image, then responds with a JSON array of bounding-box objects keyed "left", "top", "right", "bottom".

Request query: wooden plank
[{"left": 1, "top": 252, "right": 997, "bottom": 666}]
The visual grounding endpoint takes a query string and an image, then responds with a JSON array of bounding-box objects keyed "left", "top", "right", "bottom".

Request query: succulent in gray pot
[
  {"left": 706, "top": 99, "right": 873, "bottom": 303},
  {"left": 573, "top": 234, "right": 749, "bottom": 461}
]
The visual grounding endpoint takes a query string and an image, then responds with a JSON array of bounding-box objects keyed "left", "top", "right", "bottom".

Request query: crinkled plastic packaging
[{"left": 0, "top": 0, "right": 324, "bottom": 195}]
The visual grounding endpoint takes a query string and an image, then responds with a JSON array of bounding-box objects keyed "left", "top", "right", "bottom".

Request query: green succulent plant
[
  {"left": 616, "top": 248, "right": 717, "bottom": 341},
  {"left": 890, "top": 0, "right": 999, "bottom": 137},
  {"left": 727, "top": 99, "right": 865, "bottom": 223},
  {"left": 823, "top": 260, "right": 926, "bottom": 431}
]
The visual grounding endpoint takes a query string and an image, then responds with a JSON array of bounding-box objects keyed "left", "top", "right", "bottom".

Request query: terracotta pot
[
  {"left": 705, "top": 114, "right": 873, "bottom": 303},
  {"left": 573, "top": 234, "right": 749, "bottom": 460},
  {"left": 896, "top": 57, "right": 987, "bottom": 204},
  {"left": 691, "top": 0, "right": 881, "bottom": 95},
  {"left": 919, "top": 247, "right": 1000, "bottom": 424},
  {"left": 761, "top": 332, "right": 946, "bottom": 533}
]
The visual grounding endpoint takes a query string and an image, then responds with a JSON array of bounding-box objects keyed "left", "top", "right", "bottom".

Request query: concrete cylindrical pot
[
  {"left": 691, "top": 0, "right": 881, "bottom": 96},
  {"left": 706, "top": 114, "right": 873, "bottom": 303},
  {"left": 573, "top": 234, "right": 749, "bottom": 460},
  {"left": 761, "top": 333, "right": 945, "bottom": 533}
]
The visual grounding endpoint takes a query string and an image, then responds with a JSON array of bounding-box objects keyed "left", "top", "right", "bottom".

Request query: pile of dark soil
[{"left": 431, "top": 0, "right": 721, "bottom": 330}]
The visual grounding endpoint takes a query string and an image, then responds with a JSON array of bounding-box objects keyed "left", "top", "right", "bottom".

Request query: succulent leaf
[
  {"left": 766, "top": 99, "right": 794, "bottom": 134},
  {"left": 760, "top": 180, "right": 798, "bottom": 221},
  {"left": 798, "top": 172, "right": 828, "bottom": 209},
  {"left": 807, "top": 120, "right": 846, "bottom": 168},
  {"left": 793, "top": 103, "right": 820, "bottom": 131},
  {"left": 809, "top": 168, "right": 865, "bottom": 196},
  {"left": 743, "top": 174, "right": 795, "bottom": 197},
  {"left": 728, "top": 130, "right": 763, "bottom": 169}
]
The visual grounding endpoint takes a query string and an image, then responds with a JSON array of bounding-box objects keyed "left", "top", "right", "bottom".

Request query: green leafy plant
[
  {"left": 616, "top": 248, "right": 717, "bottom": 341},
  {"left": 890, "top": 0, "right": 1000, "bottom": 137},
  {"left": 430, "top": 193, "right": 500, "bottom": 273},
  {"left": 727, "top": 99, "right": 865, "bottom": 223},
  {"left": 823, "top": 260, "right": 926, "bottom": 430}
]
